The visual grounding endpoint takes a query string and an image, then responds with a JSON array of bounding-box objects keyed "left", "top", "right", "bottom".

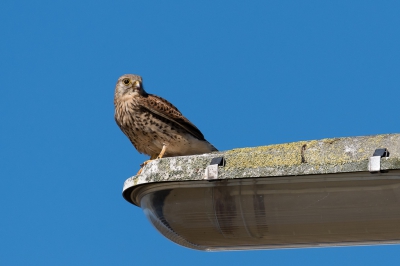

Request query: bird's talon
[
  {"left": 139, "top": 159, "right": 154, "bottom": 168},
  {"left": 137, "top": 159, "right": 153, "bottom": 175},
  {"left": 137, "top": 168, "right": 143, "bottom": 175}
]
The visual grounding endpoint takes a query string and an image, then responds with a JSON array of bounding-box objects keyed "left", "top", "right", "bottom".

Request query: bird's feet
[
  {"left": 157, "top": 144, "right": 167, "bottom": 159},
  {"left": 140, "top": 159, "right": 154, "bottom": 168},
  {"left": 137, "top": 159, "right": 153, "bottom": 175},
  {"left": 137, "top": 145, "right": 168, "bottom": 175}
]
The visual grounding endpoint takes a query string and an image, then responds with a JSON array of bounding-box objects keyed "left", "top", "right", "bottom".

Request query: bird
[{"left": 114, "top": 74, "right": 218, "bottom": 174}]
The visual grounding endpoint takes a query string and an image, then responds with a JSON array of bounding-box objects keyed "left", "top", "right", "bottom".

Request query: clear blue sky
[{"left": 1, "top": 0, "right": 400, "bottom": 265}]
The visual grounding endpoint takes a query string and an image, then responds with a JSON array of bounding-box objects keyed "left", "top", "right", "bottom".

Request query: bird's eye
[{"left": 122, "top": 78, "right": 131, "bottom": 85}]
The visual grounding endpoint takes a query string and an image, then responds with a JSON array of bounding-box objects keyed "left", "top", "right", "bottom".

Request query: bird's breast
[{"left": 115, "top": 98, "right": 140, "bottom": 126}]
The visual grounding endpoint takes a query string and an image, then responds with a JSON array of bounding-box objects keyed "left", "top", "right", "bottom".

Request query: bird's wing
[{"left": 140, "top": 94, "right": 206, "bottom": 140}]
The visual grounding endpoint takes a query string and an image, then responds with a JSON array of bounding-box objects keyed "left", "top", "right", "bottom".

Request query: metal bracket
[
  {"left": 204, "top": 157, "right": 225, "bottom": 180},
  {"left": 210, "top": 157, "right": 225, "bottom": 166},
  {"left": 368, "top": 148, "right": 390, "bottom": 173}
]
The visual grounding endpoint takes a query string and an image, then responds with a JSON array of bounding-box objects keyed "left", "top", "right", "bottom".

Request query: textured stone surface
[{"left": 123, "top": 134, "right": 400, "bottom": 192}]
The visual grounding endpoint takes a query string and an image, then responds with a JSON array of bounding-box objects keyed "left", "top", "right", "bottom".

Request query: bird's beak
[{"left": 133, "top": 80, "right": 141, "bottom": 90}]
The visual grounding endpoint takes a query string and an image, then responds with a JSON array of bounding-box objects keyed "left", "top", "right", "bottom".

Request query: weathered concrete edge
[{"left": 123, "top": 133, "right": 400, "bottom": 192}]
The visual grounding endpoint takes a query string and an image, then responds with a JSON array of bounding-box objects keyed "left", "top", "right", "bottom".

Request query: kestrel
[{"left": 114, "top": 74, "right": 217, "bottom": 173}]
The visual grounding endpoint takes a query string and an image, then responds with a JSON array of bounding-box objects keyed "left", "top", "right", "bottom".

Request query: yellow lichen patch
[
  {"left": 226, "top": 141, "right": 309, "bottom": 169},
  {"left": 224, "top": 134, "right": 393, "bottom": 170},
  {"left": 321, "top": 137, "right": 342, "bottom": 144}
]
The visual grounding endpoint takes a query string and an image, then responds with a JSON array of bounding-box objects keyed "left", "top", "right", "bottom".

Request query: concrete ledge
[{"left": 123, "top": 134, "right": 400, "bottom": 192}]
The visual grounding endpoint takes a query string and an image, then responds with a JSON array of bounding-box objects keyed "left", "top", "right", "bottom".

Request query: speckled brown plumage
[{"left": 114, "top": 74, "right": 217, "bottom": 162}]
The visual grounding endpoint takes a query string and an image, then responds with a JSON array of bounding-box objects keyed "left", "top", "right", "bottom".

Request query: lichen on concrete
[{"left": 123, "top": 133, "right": 400, "bottom": 192}]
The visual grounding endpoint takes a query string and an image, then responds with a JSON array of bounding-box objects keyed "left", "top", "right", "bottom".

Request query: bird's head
[{"left": 114, "top": 74, "right": 147, "bottom": 99}]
